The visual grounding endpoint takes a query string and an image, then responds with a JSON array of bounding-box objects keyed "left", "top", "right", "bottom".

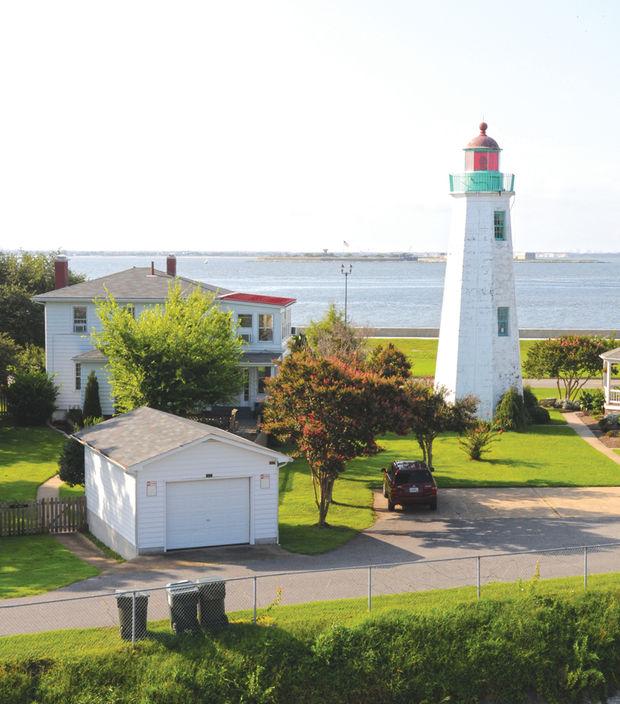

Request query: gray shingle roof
[
  {"left": 33, "top": 267, "right": 231, "bottom": 302},
  {"left": 72, "top": 349, "right": 108, "bottom": 363},
  {"left": 73, "top": 406, "right": 289, "bottom": 469},
  {"left": 601, "top": 347, "right": 620, "bottom": 362}
]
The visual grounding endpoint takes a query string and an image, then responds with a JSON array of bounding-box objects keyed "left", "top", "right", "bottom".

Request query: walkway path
[
  {"left": 563, "top": 412, "right": 620, "bottom": 465},
  {"left": 36, "top": 474, "right": 62, "bottom": 501}
]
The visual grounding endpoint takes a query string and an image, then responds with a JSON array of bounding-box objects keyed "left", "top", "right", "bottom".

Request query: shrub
[
  {"left": 366, "top": 343, "right": 412, "bottom": 380},
  {"left": 5, "top": 371, "right": 57, "bottom": 425},
  {"left": 579, "top": 389, "right": 606, "bottom": 415},
  {"left": 82, "top": 371, "right": 102, "bottom": 419},
  {"left": 66, "top": 407, "right": 84, "bottom": 430},
  {"left": 459, "top": 421, "right": 501, "bottom": 460},
  {"left": 494, "top": 387, "right": 528, "bottom": 431},
  {"left": 528, "top": 405, "right": 551, "bottom": 424},
  {"left": 599, "top": 415, "right": 620, "bottom": 433},
  {"left": 58, "top": 438, "right": 85, "bottom": 486}
]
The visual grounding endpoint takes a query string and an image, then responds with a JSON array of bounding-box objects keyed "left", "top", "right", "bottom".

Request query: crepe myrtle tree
[
  {"left": 262, "top": 352, "right": 409, "bottom": 527},
  {"left": 524, "top": 335, "right": 614, "bottom": 402},
  {"left": 93, "top": 284, "right": 243, "bottom": 415},
  {"left": 404, "top": 381, "right": 478, "bottom": 471}
]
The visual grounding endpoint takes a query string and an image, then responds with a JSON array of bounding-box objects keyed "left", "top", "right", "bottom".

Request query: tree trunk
[
  {"left": 426, "top": 439, "right": 434, "bottom": 471},
  {"left": 317, "top": 472, "right": 336, "bottom": 527}
]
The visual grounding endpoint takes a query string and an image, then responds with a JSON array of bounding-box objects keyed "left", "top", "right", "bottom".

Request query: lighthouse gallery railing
[{"left": 449, "top": 172, "right": 515, "bottom": 193}]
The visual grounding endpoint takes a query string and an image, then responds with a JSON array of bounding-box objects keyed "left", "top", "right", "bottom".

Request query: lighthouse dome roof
[{"left": 466, "top": 122, "right": 500, "bottom": 149}]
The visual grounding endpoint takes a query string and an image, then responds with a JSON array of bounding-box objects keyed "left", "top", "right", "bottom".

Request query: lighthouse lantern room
[{"left": 435, "top": 122, "right": 522, "bottom": 420}]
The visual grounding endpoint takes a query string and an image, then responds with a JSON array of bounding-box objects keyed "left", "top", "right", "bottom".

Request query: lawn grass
[
  {"left": 3, "top": 571, "right": 620, "bottom": 661},
  {"left": 368, "top": 337, "right": 538, "bottom": 378},
  {"left": 58, "top": 482, "right": 84, "bottom": 498},
  {"left": 278, "top": 388, "right": 620, "bottom": 554},
  {"left": 0, "top": 535, "right": 99, "bottom": 599},
  {"left": 0, "top": 425, "right": 65, "bottom": 502}
]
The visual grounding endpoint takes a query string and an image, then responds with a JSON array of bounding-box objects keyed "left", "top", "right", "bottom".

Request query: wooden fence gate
[{"left": 0, "top": 497, "right": 87, "bottom": 537}]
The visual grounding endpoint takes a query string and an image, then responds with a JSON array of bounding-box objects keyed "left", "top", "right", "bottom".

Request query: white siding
[
  {"left": 136, "top": 438, "right": 279, "bottom": 550},
  {"left": 85, "top": 449, "right": 136, "bottom": 546}
]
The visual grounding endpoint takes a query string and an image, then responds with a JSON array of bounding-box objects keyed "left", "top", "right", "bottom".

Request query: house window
[
  {"left": 258, "top": 314, "right": 273, "bottom": 342},
  {"left": 497, "top": 307, "right": 509, "bottom": 336},
  {"left": 238, "top": 313, "right": 253, "bottom": 328},
  {"left": 242, "top": 369, "right": 250, "bottom": 401},
  {"left": 75, "top": 363, "right": 82, "bottom": 390},
  {"left": 124, "top": 303, "right": 135, "bottom": 318},
  {"left": 73, "top": 306, "right": 87, "bottom": 333},
  {"left": 494, "top": 210, "right": 506, "bottom": 240},
  {"left": 257, "top": 366, "right": 272, "bottom": 394},
  {"left": 239, "top": 333, "right": 252, "bottom": 343}
]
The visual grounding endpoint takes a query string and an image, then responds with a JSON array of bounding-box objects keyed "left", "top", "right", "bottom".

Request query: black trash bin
[
  {"left": 166, "top": 581, "right": 200, "bottom": 634},
  {"left": 115, "top": 590, "right": 149, "bottom": 641},
  {"left": 196, "top": 578, "right": 228, "bottom": 630}
]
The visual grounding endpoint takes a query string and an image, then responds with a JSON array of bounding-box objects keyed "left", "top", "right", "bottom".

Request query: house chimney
[
  {"left": 54, "top": 255, "right": 69, "bottom": 289},
  {"left": 166, "top": 254, "right": 177, "bottom": 277}
]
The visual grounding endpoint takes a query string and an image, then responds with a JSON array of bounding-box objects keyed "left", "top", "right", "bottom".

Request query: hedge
[{"left": 2, "top": 591, "right": 620, "bottom": 703}]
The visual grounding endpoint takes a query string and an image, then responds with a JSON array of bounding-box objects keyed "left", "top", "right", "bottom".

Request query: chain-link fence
[{"left": 2, "top": 542, "right": 620, "bottom": 659}]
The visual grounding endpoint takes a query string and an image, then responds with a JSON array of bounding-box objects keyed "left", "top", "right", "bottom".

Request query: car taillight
[{"left": 423, "top": 484, "right": 437, "bottom": 494}]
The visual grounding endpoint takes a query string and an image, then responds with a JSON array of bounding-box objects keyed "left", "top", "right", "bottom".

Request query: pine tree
[{"left": 83, "top": 370, "right": 102, "bottom": 419}]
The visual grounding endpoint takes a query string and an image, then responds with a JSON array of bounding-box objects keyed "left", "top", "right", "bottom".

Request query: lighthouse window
[
  {"left": 494, "top": 211, "right": 506, "bottom": 240},
  {"left": 497, "top": 307, "right": 509, "bottom": 337}
]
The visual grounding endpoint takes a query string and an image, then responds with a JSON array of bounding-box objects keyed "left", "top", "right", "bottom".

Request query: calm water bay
[{"left": 70, "top": 254, "right": 620, "bottom": 330}]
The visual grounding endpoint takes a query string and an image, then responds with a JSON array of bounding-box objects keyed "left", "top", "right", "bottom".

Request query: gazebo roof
[{"left": 600, "top": 347, "right": 620, "bottom": 362}]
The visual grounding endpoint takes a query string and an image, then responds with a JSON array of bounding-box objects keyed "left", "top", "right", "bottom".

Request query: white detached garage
[{"left": 74, "top": 407, "right": 291, "bottom": 560}]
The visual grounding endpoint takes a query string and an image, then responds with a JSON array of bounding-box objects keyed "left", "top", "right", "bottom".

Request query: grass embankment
[
  {"left": 0, "top": 535, "right": 99, "bottom": 599},
  {"left": 367, "top": 337, "right": 538, "bottom": 378},
  {"left": 278, "top": 389, "right": 620, "bottom": 554},
  {"left": 0, "top": 425, "right": 64, "bottom": 502},
  {"left": 3, "top": 583, "right": 620, "bottom": 703}
]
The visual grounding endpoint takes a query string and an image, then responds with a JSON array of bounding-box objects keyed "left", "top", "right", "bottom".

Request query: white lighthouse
[{"left": 435, "top": 122, "right": 522, "bottom": 420}]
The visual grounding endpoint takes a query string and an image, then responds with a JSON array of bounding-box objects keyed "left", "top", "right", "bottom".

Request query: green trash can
[
  {"left": 166, "top": 581, "right": 200, "bottom": 634},
  {"left": 196, "top": 578, "right": 228, "bottom": 630},
  {"left": 115, "top": 590, "right": 149, "bottom": 641}
]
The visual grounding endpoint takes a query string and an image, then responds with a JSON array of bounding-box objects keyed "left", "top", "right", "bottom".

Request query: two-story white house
[{"left": 34, "top": 255, "right": 295, "bottom": 417}]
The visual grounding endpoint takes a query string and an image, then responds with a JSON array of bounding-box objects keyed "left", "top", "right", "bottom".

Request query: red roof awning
[{"left": 218, "top": 292, "right": 296, "bottom": 307}]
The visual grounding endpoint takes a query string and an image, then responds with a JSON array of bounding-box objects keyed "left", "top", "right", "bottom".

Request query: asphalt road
[{"left": 4, "top": 488, "right": 620, "bottom": 638}]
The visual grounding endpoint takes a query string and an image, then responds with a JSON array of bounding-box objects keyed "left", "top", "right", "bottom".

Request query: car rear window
[{"left": 395, "top": 469, "right": 432, "bottom": 485}]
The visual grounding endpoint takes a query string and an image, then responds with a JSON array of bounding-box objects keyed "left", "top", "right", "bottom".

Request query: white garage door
[{"left": 165, "top": 478, "right": 250, "bottom": 550}]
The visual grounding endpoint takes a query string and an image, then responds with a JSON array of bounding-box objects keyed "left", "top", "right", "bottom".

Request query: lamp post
[{"left": 341, "top": 264, "right": 353, "bottom": 324}]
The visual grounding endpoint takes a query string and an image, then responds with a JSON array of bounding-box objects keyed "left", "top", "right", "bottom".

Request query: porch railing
[{"left": 609, "top": 388, "right": 620, "bottom": 405}]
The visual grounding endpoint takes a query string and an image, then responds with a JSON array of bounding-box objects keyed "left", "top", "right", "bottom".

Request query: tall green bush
[
  {"left": 523, "top": 385, "right": 551, "bottom": 424},
  {"left": 494, "top": 386, "right": 528, "bottom": 431},
  {"left": 5, "top": 371, "right": 57, "bottom": 425},
  {"left": 3, "top": 591, "right": 620, "bottom": 703},
  {"left": 58, "top": 438, "right": 85, "bottom": 486},
  {"left": 82, "top": 371, "right": 102, "bottom": 419}
]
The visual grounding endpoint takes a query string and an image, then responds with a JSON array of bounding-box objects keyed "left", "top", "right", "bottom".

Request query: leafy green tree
[
  {"left": 0, "top": 332, "right": 20, "bottom": 385},
  {"left": 94, "top": 284, "right": 243, "bottom": 414},
  {"left": 366, "top": 342, "right": 412, "bottom": 380},
  {"left": 6, "top": 370, "right": 58, "bottom": 425},
  {"left": 404, "top": 381, "right": 477, "bottom": 470},
  {"left": 13, "top": 343, "right": 45, "bottom": 375},
  {"left": 82, "top": 371, "right": 102, "bottom": 419},
  {"left": 263, "top": 352, "right": 408, "bottom": 526},
  {"left": 305, "top": 304, "right": 366, "bottom": 365},
  {"left": 0, "top": 251, "right": 84, "bottom": 346},
  {"left": 494, "top": 387, "right": 528, "bottom": 431},
  {"left": 524, "top": 336, "right": 613, "bottom": 401}
]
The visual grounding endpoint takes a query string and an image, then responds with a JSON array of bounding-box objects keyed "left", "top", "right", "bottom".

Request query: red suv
[{"left": 382, "top": 461, "right": 438, "bottom": 512}]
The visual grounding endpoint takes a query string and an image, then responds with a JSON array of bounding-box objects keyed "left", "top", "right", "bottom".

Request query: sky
[{"left": 1, "top": 0, "right": 619, "bottom": 253}]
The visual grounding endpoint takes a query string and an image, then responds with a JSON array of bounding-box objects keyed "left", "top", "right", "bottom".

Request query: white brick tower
[{"left": 435, "top": 122, "right": 522, "bottom": 420}]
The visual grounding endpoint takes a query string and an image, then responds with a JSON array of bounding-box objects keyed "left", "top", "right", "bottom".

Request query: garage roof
[{"left": 74, "top": 407, "right": 290, "bottom": 469}]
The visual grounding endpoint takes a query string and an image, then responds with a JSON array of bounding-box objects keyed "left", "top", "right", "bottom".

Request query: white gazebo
[{"left": 601, "top": 348, "right": 620, "bottom": 414}]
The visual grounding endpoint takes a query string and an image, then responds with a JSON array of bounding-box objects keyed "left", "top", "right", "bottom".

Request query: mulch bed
[{"left": 575, "top": 411, "right": 620, "bottom": 448}]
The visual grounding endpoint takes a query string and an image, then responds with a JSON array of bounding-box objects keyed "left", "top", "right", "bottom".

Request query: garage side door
[{"left": 166, "top": 478, "right": 250, "bottom": 550}]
